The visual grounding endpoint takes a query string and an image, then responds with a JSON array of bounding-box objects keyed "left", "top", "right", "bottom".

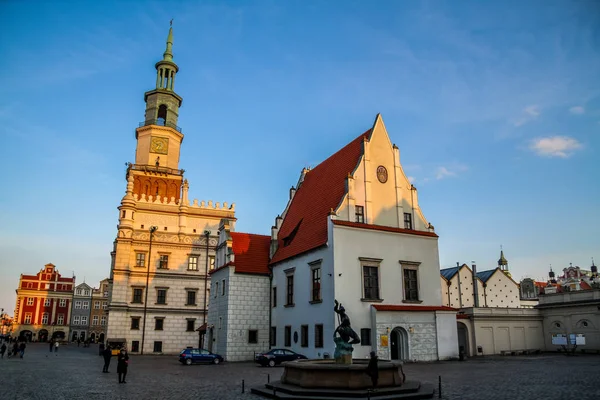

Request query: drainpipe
[
  {"left": 483, "top": 284, "right": 488, "bottom": 307},
  {"left": 456, "top": 262, "right": 463, "bottom": 308},
  {"left": 268, "top": 269, "right": 273, "bottom": 349},
  {"left": 446, "top": 280, "right": 451, "bottom": 307},
  {"left": 201, "top": 230, "right": 210, "bottom": 349}
]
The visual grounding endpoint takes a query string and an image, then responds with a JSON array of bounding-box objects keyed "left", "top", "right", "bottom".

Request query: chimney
[{"left": 472, "top": 261, "right": 479, "bottom": 308}]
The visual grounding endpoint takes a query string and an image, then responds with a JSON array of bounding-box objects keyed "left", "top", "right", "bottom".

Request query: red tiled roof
[
  {"left": 372, "top": 305, "right": 457, "bottom": 312},
  {"left": 534, "top": 281, "right": 547, "bottom": 288},
  {"left": 216, "top": 232, "right": 271, "bottom": 275},
  {"left": 332, "top": 220, "right": 439, "bottom": 238},
  {"left": 580, "top": 280, "right": 592, "bottom": 290},
  {"left": 270, "top": 130, "right": 371, "bottom": 265}
]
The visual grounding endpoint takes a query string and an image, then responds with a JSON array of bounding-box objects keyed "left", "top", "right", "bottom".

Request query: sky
[{"left": 0, "top": 0, "right": 599, "bottom": 314}]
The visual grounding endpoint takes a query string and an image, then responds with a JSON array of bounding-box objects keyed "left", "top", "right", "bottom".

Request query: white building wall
[
  {"left": 271, "top": 245, "right": 334, "bottom": 359},
  {"left": 207, "top": 267, "right": 230, "bottom": 357},
  {"left": 373, "top": 310, "right": 438, "bottom": 361},
  {"left": 331, "top": 219, "right": 443, "bottom": 360},
  {"left": 436, "top": 311, "right": 459, "bottom": 360},
  {"left": 482, "top": 271, "right": 520, "bottom": 308}
]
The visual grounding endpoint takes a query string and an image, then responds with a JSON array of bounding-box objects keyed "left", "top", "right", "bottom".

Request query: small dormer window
[{"left": 283, "top": 220, "right": 302, "bottom": 247}]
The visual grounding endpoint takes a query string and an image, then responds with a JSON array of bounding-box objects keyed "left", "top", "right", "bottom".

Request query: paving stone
[{"left": 0, "top": 343, "right": 599, "bottom": 399}]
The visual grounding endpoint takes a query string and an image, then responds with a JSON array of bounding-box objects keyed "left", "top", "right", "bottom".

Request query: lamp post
[
  {"left": 141, "top": 225, "right": 158, "bottom": 355},
  {"left": 200, "top": 230, "right": 211, "bottom": 349}
]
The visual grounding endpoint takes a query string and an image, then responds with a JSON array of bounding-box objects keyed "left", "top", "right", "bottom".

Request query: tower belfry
[{"left": 498, "top": 246, "right": 510, "bottom": 277}]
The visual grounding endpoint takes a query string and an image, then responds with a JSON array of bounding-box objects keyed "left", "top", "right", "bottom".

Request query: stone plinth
[{"left": 280, "top": 359, "right": 405, "bottom": 389}]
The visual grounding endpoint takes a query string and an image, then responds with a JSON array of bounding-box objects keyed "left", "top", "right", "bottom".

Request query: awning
[{"left": 196, "top": 323, "right": 207, "bottom": 332}]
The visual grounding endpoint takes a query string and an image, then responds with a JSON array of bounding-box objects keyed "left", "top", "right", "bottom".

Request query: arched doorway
[
  {"left": 53, "top": 331, "right": 65, "bottom": 340},
  {"left": 20, "top": 330, "right": 33, "bottom": 342},
  {"left": 38, "top": 329, "right": 49, "bottom": 342},
  {"left": 72, "top": 331, "right": 78, "bottom": 342},
  {"left": 80, "top": 331, "right": 86, "bottom": 342},
  {"left": 457, "top": 322, "right": 469, "bottom": 357},
  {"left": 390, "top": 327, "right": 409, "bottom": 361},
  {"left": 90, "top": 333, "right": 96, "bottom": 343},
  {"left": 99, "top": 333, "right": 105, "bottom": 344}
]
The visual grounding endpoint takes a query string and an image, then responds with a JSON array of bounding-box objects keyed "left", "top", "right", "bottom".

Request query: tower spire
[{"left": 163, "top": 23, "right": 174, "bottom": 62}]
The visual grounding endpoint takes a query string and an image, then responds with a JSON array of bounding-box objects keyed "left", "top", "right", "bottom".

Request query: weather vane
[{"left": 170, "top": 18, "right": 173, "bottom": 27}]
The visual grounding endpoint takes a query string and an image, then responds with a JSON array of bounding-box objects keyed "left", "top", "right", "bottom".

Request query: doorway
[
  {"left": 390, "top": 327, "right": 409, "bottom": 361},
  {"left": 38, "top": 329, "right": 49, "bottom": 342},
  {"left": 457, "top": 322, "right": 469, "bottom": 357}
]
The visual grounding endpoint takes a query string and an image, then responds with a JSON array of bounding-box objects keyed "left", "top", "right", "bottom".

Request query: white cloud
[
  {"left": 569, "top": 106, "right": 585, "bottom": 115},
  {"left": 529, "top": 136, "right": 582, "bottom": 158},
  {"left": 435, "top": 164, "right": 468, "bottom": 180},
  {"left": 512, "top": 105, "right": 541, "bottom": 127}
]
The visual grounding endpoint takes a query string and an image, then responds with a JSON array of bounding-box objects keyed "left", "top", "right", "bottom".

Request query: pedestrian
[
  {"left": 102, "top": 345, "right": 112, "bottom": 373},
  {"left": 54, "top": 341, "right": 59, "bottom": 353},
  {"left": 365, "top": 351, "right": 379, "bottom": 388},
  {"left": 0, "top": 342, "right": 6, "bottom": 359},
  {"left": 117, "top": 348, "right": 129, "bottom": 383},
  {"left": 19, "top": 341, "right": 26, "bottom": 359},
  {"left": 49, "top": 338, "right": 54, "bottom": 352}
]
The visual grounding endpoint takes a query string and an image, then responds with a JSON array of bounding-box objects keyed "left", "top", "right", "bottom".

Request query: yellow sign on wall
[{"left": 380, "top": 335, "right": 388, "bottom": 347}]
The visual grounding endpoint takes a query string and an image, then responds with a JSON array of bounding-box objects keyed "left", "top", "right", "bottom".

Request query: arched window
[{"left": 157, "top": 104, "right": 168, "bottom": 125}]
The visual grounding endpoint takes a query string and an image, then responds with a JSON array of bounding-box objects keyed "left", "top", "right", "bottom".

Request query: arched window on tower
[{"left": 157, "top": 104, "right": 168, "bottom": 126}]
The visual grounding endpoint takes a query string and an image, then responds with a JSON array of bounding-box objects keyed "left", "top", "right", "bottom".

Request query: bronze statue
[{"left": 333, "top": 300, "right": 360, "bottom": 344}]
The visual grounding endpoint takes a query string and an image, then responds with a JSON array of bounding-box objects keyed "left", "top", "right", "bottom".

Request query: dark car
[
  {"left": 255, "top": 349, "right": 307, "bottom": 367},
  {"left": 179, "top": 348, "right": 223, "bottom": 365}
]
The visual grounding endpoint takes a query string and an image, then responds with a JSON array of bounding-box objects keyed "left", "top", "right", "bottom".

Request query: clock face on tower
[
  {"left": 376, "top": 166, "right": 388, "bottom": 183},
  {"left": 150, "top": 136, "right": 169, "bottom": 155}
]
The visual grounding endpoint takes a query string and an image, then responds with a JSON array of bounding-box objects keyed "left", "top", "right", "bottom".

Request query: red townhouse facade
[{"left": 13, "top": 263, "right": 75, "bottom": 341}]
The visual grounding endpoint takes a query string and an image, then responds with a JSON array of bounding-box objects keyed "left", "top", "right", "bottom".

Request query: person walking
[
  {"left": 0, "top": 342, "right": 6, "bottom": 359},
  {"left": 117, "top": 348, "right": 129, "bottom": 383},
  {"left": 49, "top": 338, "right": 54, "bottom": 352},
  {"left": 54, "top": 341, "right": 59, "bottom": 353},
  {"left": 102, "top": 345, "right": 112, "bottom": 373},
  {"left": 19, "top": 341, "right": 26, "bottom": 359}
]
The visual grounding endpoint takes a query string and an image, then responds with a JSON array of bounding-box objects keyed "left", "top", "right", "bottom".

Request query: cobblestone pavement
[{"left": 1, "top": 343, "right": 599, "bottom": 400}]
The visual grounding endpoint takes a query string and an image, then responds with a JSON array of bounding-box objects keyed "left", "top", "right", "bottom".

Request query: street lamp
[
  {"left": 200, "top": 230, "right": 211, "bottom": 349},
  {"left": 141, "top": 225, "right": 158, "bottom": 355}
]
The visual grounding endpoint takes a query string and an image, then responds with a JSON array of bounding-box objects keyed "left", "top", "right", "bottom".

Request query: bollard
[
  {"left": 242, "top": 379, "right": 245, "bottom": 393},
  {"left": 367, "top": 389, "right": 371, "bottom": 400},
  {"left": 438, "top": 375, "right": 442, "bottom": 399},
  {"left": 267, "top": 374, "right": 270, "bottom": 383},
  {"left": 273, "top": 386, "right": 277, "bottom": 396}
]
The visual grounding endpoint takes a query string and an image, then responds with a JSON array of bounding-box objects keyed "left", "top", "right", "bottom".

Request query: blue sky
[{"left": 1, "top": 0, "right": 599, "bottom": 313}]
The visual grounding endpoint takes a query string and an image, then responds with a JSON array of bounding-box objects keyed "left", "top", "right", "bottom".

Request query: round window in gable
[
  {"left": 555, "top": 322, "right": 561, "bottom": 328},
  {"left": 583, "top": 321, "right": 588, "bottom": 327}
]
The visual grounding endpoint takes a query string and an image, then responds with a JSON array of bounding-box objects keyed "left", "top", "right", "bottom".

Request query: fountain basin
[{"left": 280, "top": 358, "right": 405, "bottom": 389}]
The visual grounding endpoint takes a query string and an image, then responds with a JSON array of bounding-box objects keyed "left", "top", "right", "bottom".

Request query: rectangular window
[
  {"left": 284, "top": 326, "right": 292, "bottom": 347},
  {"left": 159, "top": 254, "right": 169, "bottom": 269},
  {"left": 27, "top": 298, "right": 34, "bottom": 306},
  {"left": 219, "top": 317, "right": 222, "bottom": 329},
  {"left": 82, "top": 301, "right": 89, "bottom": 309},
  {"left": 153, "top": 341, "right": 162, "bottom": 352},
  {"left": 94, "top": 301, "right": 100, "bottom": 309},
  {"left": 57, "top": 314, "right": 64, "bottom": 325},
  {"left": 270, "top": 327, "right": 276, "bottom": 346},
  {"left": 311, "top": 268, "right": 321, "bottom": 302},
  {"left": 92, "top": 316, "right": 99, "bottom": 326},
  {"left": 101, "top": 316, "right": 107, "bottom": 326},
  {"left": 315, "top": 324, "right": 324, "bottom": 348},
  {"left": 286, "top": 275, "right": 294, "bottom": 306},
  {"left": 221, "top": 279, "right": 226, "bottom": 296},
  {"left": 360, "top": 328, "right": 372, "bottom": 346},
  {"left": 403, "top": 268, "right": 419, "bottom": 301},
  {"left": 102, "top": 301, "right": 108, "bottom": 310},
  {"left": 156, "top": 289, "right": 167, "bottom": 304},
  {"left": 24, "top": 313, "right": 32, "bottom": 324},
  {"left": 404, "top": 213, "right": 412, "bottom": 230},
  {"left": 248, "top": 330, "right": 258, "bottom": 344},
  {"left": 136, "top": 252, "right": 146, "bottom": 267},
  {"left": 44, "top": 298, "right": 51, "bottom": 307},
  {"left": 209, "top": 255, "right": 215, "bottom": 270},
  {"left": 59, "top": 299, "right": 66, "bottom": 307},
  {"left": 301, "top": 325, "right": 309, "bottom": 347},
  {"left": 186, "top": 320, "right": 195, "bottom": 332},
  {"left": 215, "top": 282, "right": 219, "bottom": 297},
  {"left": 363, "top": 266, "right": 380, "bottom": 300},
  {"left": 131, "top": 317, "right": 140, "bottom": 330},
  {"left": 41, "top": 313, "right": 49, "bottom": 324},
  {"left": 188, "top": 256, "right": 198, "bottom": 271},
  {"left": 155, "top": 318, "right": 164, "bottom": 330},
  {"left": 355, "top": 205, "right": 365, "bottom": 223},
  {"left": 73, "top": 316, "right": 80, "bottom": 325},
  {"left": 131, "top": 341, "right": 140, "bottom": 352},
  {"left": 81, "top": 316, "right": 88, "bottom": 325},
  {"left": 132, "top": 288, "right": 143, "bottom": 303},
  {"left": 272, "top": 287, "right": 277, "bottom": 307},
  {"left": 186, "top": 290, "right": 196, "bottom": 306},
  {"left": 75, "top": 301, "right": 81, "bottom": 309}
]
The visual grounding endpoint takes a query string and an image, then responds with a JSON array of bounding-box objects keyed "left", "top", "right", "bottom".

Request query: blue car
[{"left": 179, "top": 348, "right": 224, "bottom": 365}]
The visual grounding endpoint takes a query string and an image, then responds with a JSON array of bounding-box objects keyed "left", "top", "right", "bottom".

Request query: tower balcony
[
  {"left": 139, "top": 119, "right": 182, "bottom": 133},
  {"left": 127, "top": 163, "right": 184, "bottom": 177}
]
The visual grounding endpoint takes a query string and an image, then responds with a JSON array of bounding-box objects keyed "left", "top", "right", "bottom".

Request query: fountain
[{"left": 251, "top": 300, "right": 435, "bottom": 399}]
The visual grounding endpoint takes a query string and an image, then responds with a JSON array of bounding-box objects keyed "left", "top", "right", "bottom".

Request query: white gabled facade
[{"left": 269, "top": 115, "right": 459, "bottom": 362}]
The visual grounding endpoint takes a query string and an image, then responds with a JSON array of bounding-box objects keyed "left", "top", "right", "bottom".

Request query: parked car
[
  {"left": 255, "top": 349, "right": 307, "bottom": 367},
  {"left": 179, "top": 348, "right": 223, "bottom": 365}
]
